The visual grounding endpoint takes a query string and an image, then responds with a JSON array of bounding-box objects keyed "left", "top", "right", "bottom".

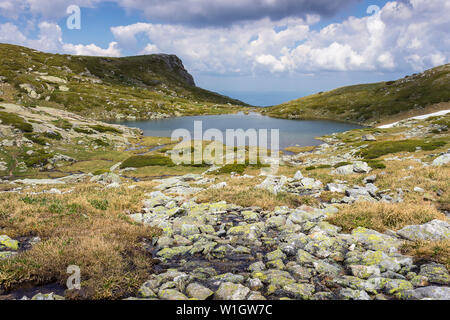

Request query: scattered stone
[
  {"left": 215, "top": 282, "right": 250, "bottom": 300},
  {"left": 397, "top": 220, "right": 450, "bottom": 241},
  {"left": 419, "top": 263, "right": 449, "bottom": 285},
  {"left": 186, "top": 283, "right": 214, "bottom": 300}
]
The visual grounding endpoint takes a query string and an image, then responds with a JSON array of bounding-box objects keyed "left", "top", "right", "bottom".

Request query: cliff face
[{"left": 153, "top": 54, "right": 196, "bottom": 87}]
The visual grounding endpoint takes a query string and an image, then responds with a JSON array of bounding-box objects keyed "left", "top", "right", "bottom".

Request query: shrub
[
  {"left": 0, "top": 111, "right": 33, "bottom": 132},
  {"left": 366, "top": 160, "right": 386, "bottom": 169},
  {"left": 89, "top": 199, "right": 109, "bottom": 211},
  {"left": 21, "top": 149, "right": 53, "bottom": 167},
  {"left": 120, "top": 155, "right": 175, "bottom": 168},
  {"left": 213, "top": 162, "right": 269, "bottom": 174},
  {"left": 358, "top": 139, "right": 447, "bottom": 159},
  {"left": 44, "top": 131, "right": 63, "bottom": 140},
  {"left": 52, "top": 119, "right": 73, "bottom": 130},
  {"left": 24, "top": 133, "right": 47, "bottom": 145},
  {"left": 89, "top": 125, "right": 123, "bottom": 134},
  {"left": 93, "top": 139, "right": 109, "bottom": 147},
  {"left": 74, "top": 127, "right": 95, "bottom": 134},
  {"left": 334, "top": 162, "right": 352, "bottom": 168}
]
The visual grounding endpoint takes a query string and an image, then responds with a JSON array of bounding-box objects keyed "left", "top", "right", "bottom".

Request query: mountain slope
[
  {"left": 263, "top": 64, "right": 450, "bottom": 126},
  {"left": 0, "top": 43, "right": 249, "bottom": 120}
]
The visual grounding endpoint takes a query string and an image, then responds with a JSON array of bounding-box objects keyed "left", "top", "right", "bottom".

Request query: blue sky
[{"left": 0, "top": 0, "right": 448, "bottom": 106}]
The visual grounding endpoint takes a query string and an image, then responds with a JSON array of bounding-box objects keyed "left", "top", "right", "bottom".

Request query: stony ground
[{"left": 0, "top": 108, "right": 449, "bottom": 300}]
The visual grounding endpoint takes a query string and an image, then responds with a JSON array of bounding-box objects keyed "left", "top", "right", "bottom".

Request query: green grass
[
  {"left": 74, "top": 127, "right": 95, "bottom": 134},
  {"left": 120, "top": 155, "right": 175, "bottom": 168},
  {"left": 357, "top": 139, "right": 447, "bottom": 159},
  {"left": 213, "top": 162, "right": 269, "bottom": 174},
  {"left": 20, "top": 149, "right": 53, "bottom": 167},
  {"left": 89, "top": 125, "right": 123, "bottom": 134},
  {"left": 0, "top": 111, "right": 33, "bottom": 132},
  {"left": 264, "top": 64, "right": 450, "bottom": 124},
  {"left": 0, "top": 43, "right": 249, "bottom": 121}
]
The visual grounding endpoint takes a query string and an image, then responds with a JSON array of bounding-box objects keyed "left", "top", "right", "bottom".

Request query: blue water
[{"left": 112, "top": 113, "right": 363, "bottom": 150}]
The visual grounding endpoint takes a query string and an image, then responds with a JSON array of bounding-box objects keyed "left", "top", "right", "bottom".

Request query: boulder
[
  {"left": 397, "top": 219, "right": 450, "bottom": 241},
  {"left": 215, "top": 282, "right": 250, "bottom": 300}
]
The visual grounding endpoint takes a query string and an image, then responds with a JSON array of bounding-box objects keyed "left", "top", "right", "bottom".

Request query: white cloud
[
  {"left": 63, "top": 41, "right": 121, "bottom": 57},
  {"left": 110, "top": 0, "right": 449, "bottom": 75},
  {"left": 0, "top": 21, "right": 121, "bottom": 57}
]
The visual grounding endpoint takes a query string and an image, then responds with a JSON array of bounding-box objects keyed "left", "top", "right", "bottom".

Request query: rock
[
  {"left": 180, "top": 224, "right": 200, "bottom": 237},
  {"left": 349, "top": 265, "right": 381, "bottom": 279},
  {"left": 397, "top": 220, "right": 450, "bottom": 241},
  {"left": 186, "top": 283, "right": 214, "bottom": 300},
  {"left": 293, "top": 171, "right": 304, "bottom": 180},
  {"left": 405, "top": 286, "right": 450, "bottom": 300},
  {"left": 210, "top": 182, "right": 227, "bottom": 189},
  {"left": 39, "top": 75, "right": 67, "bottom": 84},
  {"left": 313, "top": 260, "right": 342, "bottom": 277},
  {"left": 13, "top": 178, "right": 65, "bottom": 185},
  {"left": 326, "top": 183, "right": 347, "bottom": 193},
  {"left": 432, "top": 153, "right": 450, "bottom": 166},
  {"left": 413, "top": 187, "right": 425, "bottom": 193},
  {"left": 362, "top": 134, "right": 376, "bottom": 141},
  {"left": 30, "top": 292, "right": 65, "bottom": 300},
  {"left": 90, "top": 172, "right": 121, "bottom": 185},
  {"left": 0, "top": 235, "right": 19, "bottom": 251},
  {"left": 352, "top": 161, "right": 372, "bottom": 174},
  {"left": 339, "top": 288, "right": 371, "bottom": 300},
  {"left": 215, "top": 282, "right": 250, "bottom": 300},
  {"left": 351, "top": 227, "right": 402, "bottom": 252},
  {"left": 383, "top": 279, "right": 414, "bottom": 297},
  {"left": 158, "top": 289, "right": 188, "bottom": 300},
  {"left": 213, "top": 273, "right": 245, "bottom": 284},
  {"left": 138, "top": 283, "right": 158, "bottom": 298},
  {"left": 333, "top": 165, "right": 354, "bottom": 175},
  {"left": 282, "top": 283, "right": 315, "bottom": 299},
  {"left": 247, "top": 278, "right": 264, "bottom": 291},
  {"left": 248, "top": 261, "right": 266, "bottom": 272},
  {"left": 266, "top": 216, "right": 286, "bottom": 229},
  {"left": 363, "top": 175, "right": 377, "bottom": 183},
  {"left": 419, "top": 263, "right": 449, "bottom": 285}
]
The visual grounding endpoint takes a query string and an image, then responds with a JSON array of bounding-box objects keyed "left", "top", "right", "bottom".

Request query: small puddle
[{"left": 0, "top": 282, "right": 66, "bottom": 300}]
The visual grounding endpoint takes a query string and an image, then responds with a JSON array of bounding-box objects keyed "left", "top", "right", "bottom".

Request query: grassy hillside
[
  {"left": 0, "top": 43, "right": 249, "bottom": 120},
  {"left": 263, "top": 64, "right": 450, "bottom": 125}
]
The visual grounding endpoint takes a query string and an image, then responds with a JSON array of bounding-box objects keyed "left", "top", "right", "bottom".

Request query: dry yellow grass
[
  {"left": 0, "top": 182, "right": 160, "bottom": 299},
  {"left": 196, "top": 178, "right": 319, "bottom": 210},
  {"left": 328, "top": 202, "right": 446, "bottom": 233},
  {"left": 401, "top": 240, "right": 450, "bottom": 269}
]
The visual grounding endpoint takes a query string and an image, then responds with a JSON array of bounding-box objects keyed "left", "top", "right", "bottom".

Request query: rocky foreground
[
  {"left": 3, "top": 167, "right": 449, "bottom": 300},
  {"left": 0, "top": 104, "right": 449, "bottom": 300}
]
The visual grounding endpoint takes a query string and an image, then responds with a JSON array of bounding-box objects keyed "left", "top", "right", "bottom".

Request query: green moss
[
  {"left": 51, "top": 119, "right": 73, "bottom": 130},
  {"left": 74, "top": 127, "right": 95, "bottom": 134},
  {"left": 0, "top": 111, "right": 33, "bottom": 132},
  {"left": 213, "top": 162, "right": 268, "bottom": 174},
  {"left": 93, "top": 169, "right": 110, "bottom": 175},
  {"left": 24, "top": 133, "right": 47, "bottom": 145},
  {"left": 89, "top": 125, "right": 123, "bottom": 134},
  {"left": 93, "top": 139, "right": 109, "bottom": 147},
  {"left": 20, "top": 149, "right": 53, "bottom": 167},
  {"left": 334, "top": 161, "right": 352, "bottom": 168},
  {"left": 365, "top": 160, "right": 386, "bottom": 169},
  {"left": 120, "top": 155, "right": 175, "bottom": 168},
  {"left": 89, "top": 199, "right": 109, "bottom": 211},
  {"left": 358, "top": 139, "right": 447, "bottom": 159},
  {"left": 43, "top": 131, "right": 62, "bottom": 140}
]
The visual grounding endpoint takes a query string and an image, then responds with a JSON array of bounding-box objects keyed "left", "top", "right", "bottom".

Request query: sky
[{"left": 0, "top": 0, "right": 449, "bottom": 106}]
